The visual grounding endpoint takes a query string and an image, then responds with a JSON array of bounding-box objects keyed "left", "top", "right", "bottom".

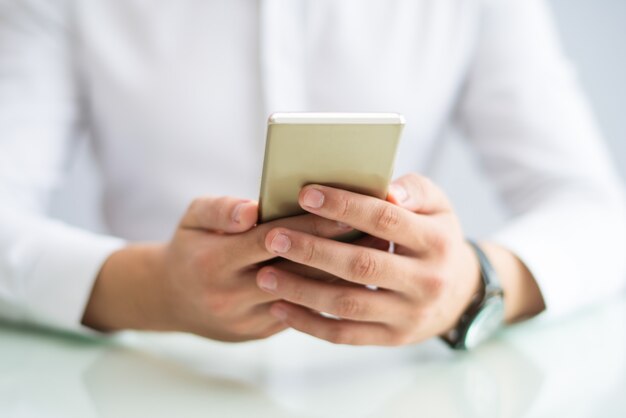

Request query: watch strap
[
  {"left": 441, "top": 240, "right": 504, "bottom": 350},
  {"left": 468, "top": 240, "right": 501, "bottom": 291}
]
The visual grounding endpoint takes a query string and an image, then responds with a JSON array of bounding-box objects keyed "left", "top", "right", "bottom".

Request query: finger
[
  {"left": 297, "top": 184, "right": 439, "bottom": 249},
  {"left": 180, "top": 196, "right": 259, "bottom": 233},
  {"left": 233, "top": 271, "right": 282, "bottom": 305},
  {"left": 271, "top": 235, "right": 388, "bottom": 283},
  {"left": 271, "top": 259, "right": 345, "bottom": 283},
  {"left": 231, "top": 214, "right": 354, "bottom": 267},
  {"left": 387, "top": 173, "right": 451, "bottom": 214},
  {"left": 207, "top": 271, "right": 281, "bottom": 318},
  {"left": 264, "top": 228, "right": 414, "bottom": 291},
  {"left": 270, "top": 302, "right": 400, "bottom": 346},
  {"left": 257, "top": 267, "right": 403, "bottom": 322},
  {"left": 247, "top": 303, "right": 291, "bottom": 337}
]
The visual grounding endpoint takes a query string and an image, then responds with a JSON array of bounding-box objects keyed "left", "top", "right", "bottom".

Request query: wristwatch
[{"left": 442, "top": 240, "right": 505, "bottom": 350}]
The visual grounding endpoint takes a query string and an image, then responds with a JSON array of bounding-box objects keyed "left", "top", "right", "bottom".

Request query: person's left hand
[{"left": 256, "top": 173, "right": 482, "bottom": 346}]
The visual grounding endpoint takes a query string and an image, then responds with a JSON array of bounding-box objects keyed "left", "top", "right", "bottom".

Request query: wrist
[
  {"left": 452, "top": 241, "right": 483, "bottom": 326},
  {"left": 479, "top": 242, "right": 545, "bottom": 323}
]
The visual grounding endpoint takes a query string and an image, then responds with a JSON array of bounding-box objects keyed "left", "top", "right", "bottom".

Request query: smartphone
[{"left": 258, "top": 112, "right": 405, "bottom": 224}]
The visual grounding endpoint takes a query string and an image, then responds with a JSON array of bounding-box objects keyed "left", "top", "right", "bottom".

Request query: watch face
[{"left": 464, "top": 298, "right": 505, "bottom": 350}]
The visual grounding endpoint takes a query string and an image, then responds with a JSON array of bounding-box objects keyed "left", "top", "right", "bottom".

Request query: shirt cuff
[
  {"left": 489, "top": 204, "right": 626, "bottom": 320},
  {"left": 22, "top": 224, "right": 126, "bottom": 334}
]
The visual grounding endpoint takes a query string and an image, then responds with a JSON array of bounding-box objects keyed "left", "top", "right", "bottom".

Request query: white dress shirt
[{"left": 0, "top": 0, "right": 624, "bottom": 334}]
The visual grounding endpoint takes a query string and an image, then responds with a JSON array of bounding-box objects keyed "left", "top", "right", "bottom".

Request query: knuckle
[
  {"left": 186, "top": 196, "right": 230, "bottom": 229},
  {"left": 409, "top": 174, "right": 451, "bottom": 212},
  {"left": 192, "top": 247, "right": 224, "bottom": 273},
  {"left": 423, "top": 270, "right": 446, "bottom": 298},
  {"left": 301, "top": 236, "right": 318, "bottom": 264},
  {"left": 429, "top": 226, "right": 452, "bottom": 254},
  {"left": 373, "top": 205, "right": 400, "bottom": 234},
  {"left": 338, "top": 194, "right": 352, "bottom": 218},
  {"left": 207, "top": 293, "right": 235, "bottom": 317},
  {"left": 207, "top": 297, "right": 227, "bottom": 316},
  {"left": 351, "top": 250, "right": 379, "bottom": 280},
  {"left": 426, "top": 275, "right": 446, "bottom": 297},
  {"left": 289, "top": 284, "right": 307, "bottom": 304},
  {"left": 410, "top": 174, "right": 430, "bottom": 210},
  {"left": 333, "top": 293, "right": 362, "bottom": 318}
]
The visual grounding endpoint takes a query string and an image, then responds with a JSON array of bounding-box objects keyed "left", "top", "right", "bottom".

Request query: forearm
[
  {"left": 480, "top": 242, "right": 545, "bottom": 323},
  {"left": 81, "top": 243, "right": 169, "bottom": 332}
]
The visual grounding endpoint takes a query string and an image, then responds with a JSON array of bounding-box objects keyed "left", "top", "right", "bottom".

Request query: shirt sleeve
[
  {"left": 455, "top": 0, "right": 626, "bottom": 317},
  {"left": 0, "top": 0, "right": 125, "bottom": 332}
]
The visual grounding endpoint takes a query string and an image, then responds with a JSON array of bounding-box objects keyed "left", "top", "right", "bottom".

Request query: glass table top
[{"left": 1, "top": 295, "right": 624, "bottom": 418}]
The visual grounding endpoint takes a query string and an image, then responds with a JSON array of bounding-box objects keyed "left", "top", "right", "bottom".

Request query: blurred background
[{"left": 50, "top": 0, "right": 626, "bottom": 238}]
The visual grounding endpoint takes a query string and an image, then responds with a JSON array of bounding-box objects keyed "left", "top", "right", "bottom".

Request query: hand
[
  {"left": 256, "top": 174, "right": 544, "bottom": 346},
  {"left": 82, "top": 196, "right": 352, "bottom": 342}
]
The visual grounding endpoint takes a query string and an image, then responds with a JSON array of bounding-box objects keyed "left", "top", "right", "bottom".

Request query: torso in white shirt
[{"left": 74, "top": 0, "right": 480, "bottom": 241}]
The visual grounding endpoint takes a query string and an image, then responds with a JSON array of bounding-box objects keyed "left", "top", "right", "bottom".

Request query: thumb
[
  {"left": 180, "top": 196, "right": 258, "bottom": 233},
  {"left": 387, "top": 173, "right": 451, "bottom": 214}
]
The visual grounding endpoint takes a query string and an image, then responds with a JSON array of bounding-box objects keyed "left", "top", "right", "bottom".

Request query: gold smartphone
[{"left": 258, "top": 112, "right": 405, "bottom": 224}]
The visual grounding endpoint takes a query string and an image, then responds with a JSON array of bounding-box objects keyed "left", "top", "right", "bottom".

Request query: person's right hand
[{"left": 82, "top": 196, "right": 351, "bottom": 342}]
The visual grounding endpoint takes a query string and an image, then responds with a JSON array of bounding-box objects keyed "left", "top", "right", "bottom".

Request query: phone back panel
[{"left": 259, "top": 115, "right": 404, "bottom": 223}]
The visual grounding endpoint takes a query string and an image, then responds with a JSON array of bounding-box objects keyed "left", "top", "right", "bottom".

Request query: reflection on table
[{"left": 1, "top": 295, "right": 624, "bottom": 418}]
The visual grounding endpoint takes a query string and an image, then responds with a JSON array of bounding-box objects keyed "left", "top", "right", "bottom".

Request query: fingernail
[
  {"left": 232, "top": 203, "right": 244, "bottom": 223},
  {"left": 271, "top": 305, "right": 288, "bottom": 321},
  {"left": 302, "top": 188, "right": 325, "bottom": 209},
  {"left": 270, "top": 233, "right": 291, "bottom": 253},
  {"left": 259, "top": 272, "right": 278, "bottom": 291},
  {"left": 389, "top": 184, "right": 408, "bottom": 203}
]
